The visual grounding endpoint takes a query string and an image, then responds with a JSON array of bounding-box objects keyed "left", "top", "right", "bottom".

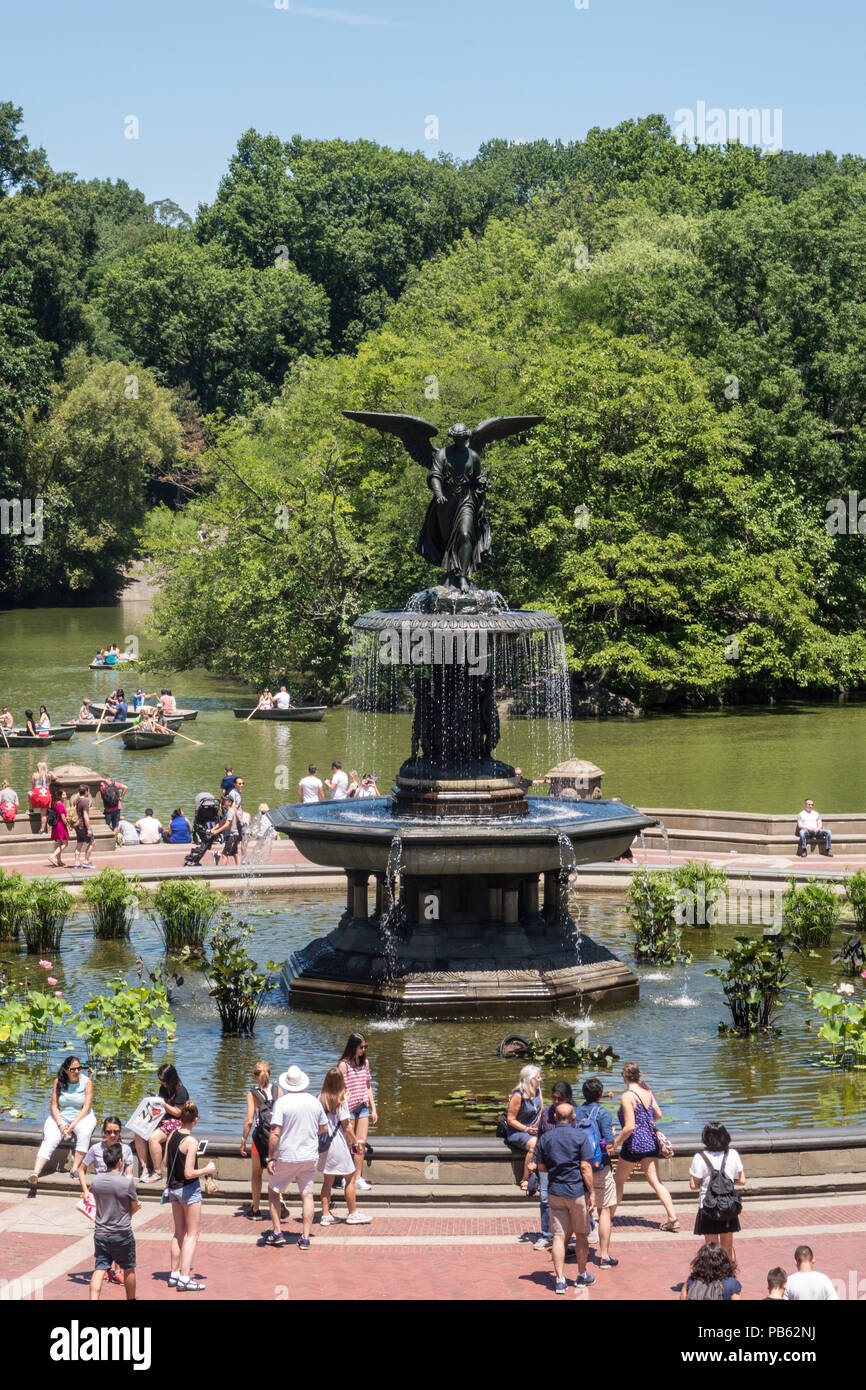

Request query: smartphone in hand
[{"left": 197, "top": 1139, "right": 208, "bottom": 1155}]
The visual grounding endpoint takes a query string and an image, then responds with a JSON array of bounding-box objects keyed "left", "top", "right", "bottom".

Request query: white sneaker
[
  {"left": 320, "top": 1213, "right": 334, "bottom": 1227},
  {"left": 355, "top": 1177, "right": 372, "bottom": 1192},
  {"left": 346, "top": 1210, "right": 372, "bottom": 1223}
]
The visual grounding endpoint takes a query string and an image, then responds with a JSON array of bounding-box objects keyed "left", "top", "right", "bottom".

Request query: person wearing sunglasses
[
  {"left": 29, "top": 1056, "right": 96, "bottom": 1188},
  {"left": 75, "top": 1116, "right": 134, "bottom": 1194},
  {"left": 76, "top": 1117, "right": 135, "bottom": 1285}
]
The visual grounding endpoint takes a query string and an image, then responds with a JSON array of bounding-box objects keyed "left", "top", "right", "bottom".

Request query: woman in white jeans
[{"left": 29, "top": 1056, "right": 96, "bottom": 1187}]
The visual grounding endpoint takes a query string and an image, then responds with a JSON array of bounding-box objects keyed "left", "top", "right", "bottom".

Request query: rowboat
[
  {"left": 89, "top": 658, "right": 136, "bottom": 670},
  {"left": 69, "top": 717, "right": 182, "bottom": 734},
  {"left": 35, "top": 725, "right": 75, "bottom": 742},
  {"left": 232, "top": 706, "right": 327, "bottom": 722},
  {"left": 120, "top": 728, "right": 176, "bottom": 750},
  {"left": 0, "top": 732, "right": 65, "bottom": 748},
  {"left": 5, "top": 725, "right": 76, "bottom": 744},
  {"left": 91, "top": 703, "right": 198, "bottom": 721}
]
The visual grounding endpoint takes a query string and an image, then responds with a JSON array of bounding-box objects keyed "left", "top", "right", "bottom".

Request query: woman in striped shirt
[{"left": 338, "top": 1033, "right": 377, "bottom": 1194}]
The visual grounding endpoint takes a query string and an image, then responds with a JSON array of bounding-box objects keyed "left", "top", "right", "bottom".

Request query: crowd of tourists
[
  {"left": 28, "top": 1032, "right": 378, "bottom": 1297},
  {"left": 503, "top": 1060, "right": 836, "bottom": 1299}
]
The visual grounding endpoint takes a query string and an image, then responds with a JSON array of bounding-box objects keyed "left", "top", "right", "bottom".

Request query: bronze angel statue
[{"left": 343, "top": 411, "right": 544, "bottom": 591}]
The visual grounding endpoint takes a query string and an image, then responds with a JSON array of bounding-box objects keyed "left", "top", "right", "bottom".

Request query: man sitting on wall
[{"left": 796, "top": 798, "right": 833, "bottom": 857}]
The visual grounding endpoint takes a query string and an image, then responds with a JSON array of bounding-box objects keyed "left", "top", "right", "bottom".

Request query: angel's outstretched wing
[
  {"left": 469, "top": 416, "right": 545, "bottom": 455},
  {"left": 343, "top": 411, "right": 440, "bottom": 471}
]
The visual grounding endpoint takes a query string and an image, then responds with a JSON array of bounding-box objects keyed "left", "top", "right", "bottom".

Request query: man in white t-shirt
[
  {"left": 266, "top": 1066, "right": 327, "bottom": 1250},
  {"left": 326, "top": 761, "right": 349, "bottom": 801},
  {"left": 298, "top": 764, "right": 324, "bottom": 804},
  {"left": 796, "top": 799, "right": 832, "bottom": 857},
  {"left": 785, "top": 1245, "right": 839, "bottom": 1299},
  {"left": 273, "top": 686, "right": 292, "bottom": 710},
  {"left": 134, "top": 810, "right": 164, "bottom": 845}
]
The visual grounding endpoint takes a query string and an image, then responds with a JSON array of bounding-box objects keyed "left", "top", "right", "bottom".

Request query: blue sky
[{"left": 3, "top": 0, "right": 865, "bottom": 213}]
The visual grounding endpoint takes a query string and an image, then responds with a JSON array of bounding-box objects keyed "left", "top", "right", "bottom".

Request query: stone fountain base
[{"left": 284, "top": 893, "right": 638, "bottom": 1016}]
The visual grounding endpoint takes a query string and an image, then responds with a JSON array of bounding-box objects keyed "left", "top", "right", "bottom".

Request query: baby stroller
[
  {"left": 193, "top": 792, "right": 220, "bottom": 845},
  {"left": 182, "top": 839, "right": 210, "bottom": 867}
]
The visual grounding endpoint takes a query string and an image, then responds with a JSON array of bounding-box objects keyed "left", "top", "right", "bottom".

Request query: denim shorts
[
  {"left": 350, "top": 1104, "right": 370, "bottom": 1120},
  {"left": 166, "top": 1180, "right": 201, "bottom": 1206},
  {"left": 94, "top": 1231, "right": 136, "bottom": 1270}
]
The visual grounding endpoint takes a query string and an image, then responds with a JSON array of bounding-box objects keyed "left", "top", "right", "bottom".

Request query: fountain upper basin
[{"left": 269, "top": 796, "right": 656, "bottom": 875}]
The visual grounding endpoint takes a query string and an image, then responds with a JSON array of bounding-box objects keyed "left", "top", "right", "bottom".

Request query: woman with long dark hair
[
  {"left": 47, "top": 787, "right": 70, "bottom": 868},
  {"left": 680, "top": 1241, "right": 742, "bottom": 1300},
  {"left": 29, "top": 1056, "right": 95, "bottom": 1187},
  {"left": 610, "top": 1062, "right": 680, "bottom": 1231},
  {"left": 134, "top": 1062, "right": 189, "bottom": 1183},
  {"left": 337, "top": 1033, "right": 377, "bottom": 1193}
]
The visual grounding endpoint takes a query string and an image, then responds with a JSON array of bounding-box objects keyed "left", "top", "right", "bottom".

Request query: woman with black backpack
[
  {"left": 241, "top": 1062, "right": 282, "bottom": 1218},
  {"left": 688, "top": 1121, "right": 746, "bottom": 1262}
]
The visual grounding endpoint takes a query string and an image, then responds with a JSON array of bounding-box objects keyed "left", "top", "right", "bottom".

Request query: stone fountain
[{"left": 270, "top": 410, "right": 654, "bottom": 1014}]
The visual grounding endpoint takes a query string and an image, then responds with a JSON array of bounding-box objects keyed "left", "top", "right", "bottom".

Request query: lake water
[{"left": 0, "top": 602, "right": 865, "bottom": 815}]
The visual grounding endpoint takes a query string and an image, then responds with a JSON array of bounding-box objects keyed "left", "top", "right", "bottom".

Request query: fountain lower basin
[{"left": 270, "top": 798, "right": 655, "bottom": 1015}]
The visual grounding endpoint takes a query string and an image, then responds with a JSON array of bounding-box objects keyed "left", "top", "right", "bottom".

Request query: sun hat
[{"left": 279, "top": 1065, "right": 310, "bottom": 1092}]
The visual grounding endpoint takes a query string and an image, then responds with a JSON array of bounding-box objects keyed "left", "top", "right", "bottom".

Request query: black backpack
[
  {"left": 102, "top": 781, "right": 120, "bottom": 809},
  {"left": 700, "top": 1150, "right": 742, "bottom": 1222},
  {"left": 253, "top": 1081, "right": 279, "bottom": 1136},
  {"left": 47, "top": 805, "right": 58, "bottom": 827}
]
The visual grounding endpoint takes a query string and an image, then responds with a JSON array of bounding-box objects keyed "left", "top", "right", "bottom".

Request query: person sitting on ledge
[{"left": 796, "top": 798, "right": 833, "bottom": 857}]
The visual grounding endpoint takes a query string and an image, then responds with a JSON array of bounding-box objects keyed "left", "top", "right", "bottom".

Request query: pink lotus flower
[
  {"left": 861, "top": 970, "right": 866, "bottom": 979},
  {"left": 53, "top": 991, "right": 62, "bottom": 998},
  {"left": 39, "top": 960, "right": 52, "bottom": 969},
  {"left": 46, "top": 977, "right": 58, "bottom": 986},
  {"left": 836, "top": 982, "right": 855, "bottom": 996}
]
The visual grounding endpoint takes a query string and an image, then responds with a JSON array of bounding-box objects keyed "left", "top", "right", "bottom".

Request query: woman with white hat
[{"left": 265, "top": 1065, "right": 328, "bottom": 1251}]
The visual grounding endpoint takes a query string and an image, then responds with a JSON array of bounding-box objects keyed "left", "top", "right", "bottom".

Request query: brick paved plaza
[{"left": 2, "top": 1189, "right": 863, "bottom": 1302}]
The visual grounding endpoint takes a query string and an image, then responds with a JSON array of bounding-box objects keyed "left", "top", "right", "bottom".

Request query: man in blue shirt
[
  {"left": 535, "top": 1104, "right": 595, "bottom": 1294},
  {"left": 575, "top": 1077, "right": 619, "bottom": 1268}
]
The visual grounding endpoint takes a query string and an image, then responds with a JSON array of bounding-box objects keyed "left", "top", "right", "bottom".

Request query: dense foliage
[{"left": 5, "top": 101, "right": 866, "bottom": 707}]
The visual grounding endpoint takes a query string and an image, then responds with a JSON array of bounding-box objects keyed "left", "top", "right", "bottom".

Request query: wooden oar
[
  {"left": 245, "top": 701, "right": 262, "bottom": 722},
  {"left": 0, "top": 725, "right": 8, "bottom": 748},
  {"left": 167, "top": 727, "right": 203, "bottom": 747},
  {"left": 94, "top": 725, "right": 130, "bottom": 745}
]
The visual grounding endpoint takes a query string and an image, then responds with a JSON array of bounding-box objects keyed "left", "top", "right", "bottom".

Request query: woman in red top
[
  {"left": 338, "top": 1032, "right": 377, "bottom": 1194},
  {"left": 47, "top": 791, "right": 70, "bottom": 868}
]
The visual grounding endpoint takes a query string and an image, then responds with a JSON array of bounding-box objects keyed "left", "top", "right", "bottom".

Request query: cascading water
[{"left": 378, "top": 833, "right": 404, "bottom": 982}]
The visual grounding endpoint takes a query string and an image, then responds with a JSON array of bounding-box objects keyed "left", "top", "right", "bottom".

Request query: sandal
[
  {"left": 176, "top": 1277, "right": 206, "bottom": 1291},
  {"left": 660, "top": 1220, "right": 681, "bottom": 1232}
]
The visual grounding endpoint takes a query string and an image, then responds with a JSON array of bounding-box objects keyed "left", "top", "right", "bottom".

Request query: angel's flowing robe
[{"left": 417, "top": 445, "right": 491, "bottom": 581}]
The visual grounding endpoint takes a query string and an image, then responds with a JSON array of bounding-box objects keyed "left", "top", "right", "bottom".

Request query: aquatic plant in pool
[
  {"left": 626, "top": 869, "right": 691, "bottom": 965},
  {"left": 0, "top": 871, "right": 30, "bottom": 942},
  {"left": 74, "top": 974, "right": 176, "bottom": 1071},
  {"left": 82, "top": 868, "right": 142, "bottom": 940},
  {"left": 0, "top": 964, "right": 73, "bottom": 1058},
  {"left": 21, "top": 879, "right": 73, "bottom": 954},
  {"left": 707, "top": 935, "right": 790, "bottom": 1035},
  {"left": 201, "top": 912, "right": 279, "bottom": 1036},
  {"left": 782, "top": 879, "right": 841, "bottom": 948},
  {"left": 810, "top": 989, "right": 866, "bottom": 1068},
  {"left": 148, "top": 879, "right": 222, "bottom": 953},
  {"left": 843, "top": 870, "right": 866, "bottom": 933}
]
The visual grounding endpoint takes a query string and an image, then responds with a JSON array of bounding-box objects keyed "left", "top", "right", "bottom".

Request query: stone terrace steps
[{"left": 6, "top": 1169, "right": 866, "bottom": 1204}]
